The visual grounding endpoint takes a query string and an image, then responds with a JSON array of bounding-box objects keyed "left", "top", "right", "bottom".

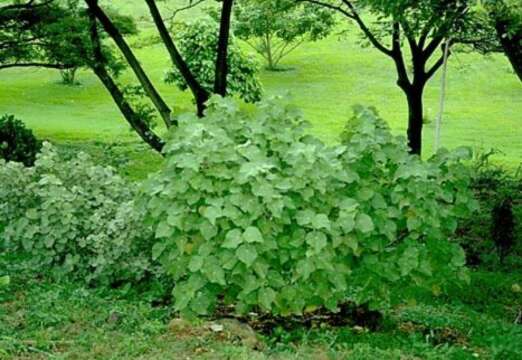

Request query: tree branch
[
  {"left": 145, "top": 0, "right": 208, "bottom": 116},
  {"left": 85, "top": 0, "right": 173, "bottom": 128},
  {"left": 86, "top": 3, "right": 165, "bottom": 153},
  {"left": 340, "top": 0, "right": 394, "bottom": 57},
  {"left": 300, "top": 0, "right": 354, "bottom": 19},
  {"left": 425, "top": 48, "right": 451, "bottom": 80},
  {"left": 391, "top": 22, "right": 411, "bottom": 90},
  {"left": 0, "top": 62, "right": 73, "bottom": 70}
]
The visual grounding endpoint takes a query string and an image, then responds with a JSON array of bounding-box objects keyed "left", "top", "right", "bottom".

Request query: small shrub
[
  {"left": 141, "top": 97, "right": 477, "bottom": 318},
  {"left": 459, "top": 150, "right": 522, "bottom": 267},
  {"left": 0, "top": 143, "right": 159, "bottom": 285},
  {"left": 0, "top": 114, "right": 42, "bottom": 166}
]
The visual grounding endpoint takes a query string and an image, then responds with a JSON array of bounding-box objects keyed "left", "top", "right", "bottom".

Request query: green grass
[
  {"left": 1, "top": 6, "right": 520, "bottom": 167},
  {"left": 1, "top": 255, "right": 521, "bottom": 359}
]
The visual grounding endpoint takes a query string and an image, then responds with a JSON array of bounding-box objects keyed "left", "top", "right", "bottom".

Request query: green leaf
[
  {"left": 155, "top": 220, "right": 172, "bottom": 239},
  {"left": 356, "top": 213, "right": 374, "bottom": 233},
  {"left": 306, "top": 231, "right": 327, "bottom": 253},
  {"left": 0, "top": 276, "right": 10, "bottom": 287},
  {"left": 26, "top": 208, "right": 38, "bottom": 220},
  {"left": 258, "top": 287, "right": 276, "bottom": 310},
  {"left": 202, "top": 259, "right": 226, "bottom": 285},
  {"left": 398, "top": 246, "right": 419, "bottom": 276},
  {"left": 312, "top": 214, "right": 331, "bottom": 230},
  {"left": 152, "top": 242, "right": 167, "bottom": 260},
  {"left": 243, "top": 226, "right": 264, "bottom": 243},
  {"left": 296, "top": 209, "right": 315, "bottom": 226},
  {"left": 188, "top": 255, "right": 205, "bottom": 272},
  {"left": 202, "top": 206, "right": 222, "bottom": 226},
  {"left": 222, "top": 229, "right": 243, "bottom": 249},
  {"left": 236, "top": 244, "right": 258, "bottom": 267},
  {"left": 296, "top": 259, "right": 314, "bottom": 280}
]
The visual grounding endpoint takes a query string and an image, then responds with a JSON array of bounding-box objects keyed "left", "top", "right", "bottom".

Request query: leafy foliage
[
  {"left": 458, "top": 150, "right": 522, "bottom": 267},
  {"left": 0, "top": 0, "right": 136, "bottom": 81},
  {"left": 0, "top": 114, "right": 42, "bottom": 166},
  {"left": 141, "top": 97, "right": 477, "bottom": 318},
  {"left": 0, "top": 143, "right": 159, "bottom": 285},
  {"left": 229, "top": 0, "right": 335, "bottom": 69},
  {"left": 164, "top": 18, "right": 263, "bottom": 103}
]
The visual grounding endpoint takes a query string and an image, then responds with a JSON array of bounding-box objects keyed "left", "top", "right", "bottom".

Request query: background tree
[
  {"left": 164, "top": 18, "right": 263, "bottom": 103},
  {"left": 230, "top": 0, "right": 335, "bottom": 70},
  {"left": 304, "top": 0, "right": 489, "bottom": 155},
  {"left": 483, "top": 0, "right": 521, "bottom": 81},
  {"left": 0, "top": 0, "right": 135, "bottom": 85}
]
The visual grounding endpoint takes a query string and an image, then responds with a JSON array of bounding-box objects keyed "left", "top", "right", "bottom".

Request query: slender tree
[{"left": 231, "top": 0, "right": 335, "bottom": 70}]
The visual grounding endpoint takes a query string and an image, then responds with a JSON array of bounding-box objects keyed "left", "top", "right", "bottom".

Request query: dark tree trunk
[
  {"left": 145, "top": 0, "right": 209, "bottom": 117},
  {"left": 405, "top": 86, "right": 424, "bottom": 156},
  {"left": 214, "top": 0, "right": 234, "bottom": 96},
  {"left": 85, "top": 0, "right": 173, "bottom": 127},
  {"left": 90, "top": 66, "right": 165, "bottom": 153},
  {"left": 494, "top": 16, "right": 522, "bottom": 82},
  {"left": 86, "top": 2, "right": 164, "bottom": 153}
]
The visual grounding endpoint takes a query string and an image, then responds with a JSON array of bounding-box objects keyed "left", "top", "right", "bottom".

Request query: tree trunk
[
  {"left": 91, "top": 66, "right": 165, "bottom": 153},
  {"left": 86, "top": 0, "right": 173, "bottom": 127},
  {"left": 86, "top": 2, "right": 164, "bottom": 153},
  {"left": 145, "top": 0, "right": 209, "bottom": 117},
  {"left": 60, "top": 67, "right": 78, "bottom": 85},
  {"left": 405, "top": 86, "right": 424, "bottom": 156},
  {"left": 494, "top": 16, "right": 522, "bottom": 82},
  {"left": 265, "top": 34, "right": 275, "bottom": 70},
  {"left": 214, "top": 0, "right": 234, "bottom": 96}
]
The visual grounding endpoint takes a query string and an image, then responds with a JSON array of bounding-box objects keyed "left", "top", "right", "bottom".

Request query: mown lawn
[{"left": 0, "top": 2, "right": 521, "bottom": 170}]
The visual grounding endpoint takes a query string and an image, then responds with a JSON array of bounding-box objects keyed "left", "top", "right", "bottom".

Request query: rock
[{"left": 212, "top": 318, "right": 264, "bottom": 350}]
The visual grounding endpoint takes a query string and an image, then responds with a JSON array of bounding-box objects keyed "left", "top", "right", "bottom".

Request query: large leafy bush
[
  {"left": 0, "top": 114, "right": 42, "bottom": 166},
  {"left": 0, "top": 143, "right": 158, "bottom": 285},
  {"left": 164, "top": 18, "right": 263, "bottom": 103},
  {"left": 141, "top": 97, "right": 477, "bottom": 318}
]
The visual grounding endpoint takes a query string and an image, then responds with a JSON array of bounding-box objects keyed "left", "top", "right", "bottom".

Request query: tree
[
  {"left": 164, "top": 18, "right": 263, "bottom": 103},
  {"left": 1, "top": 0, "right": 243, "bottom": 153},
  {"left": 485, "top": 0, "right": 522, "bottom": 81},
  {"left": 0, "top": 0, "right": 135, "bottom": 84},
  {"left": 231, "top": 0, "right": 335, "bottom": 70},
  {"left": 304, "top": 0, "right": 487, "bottom": 155}
]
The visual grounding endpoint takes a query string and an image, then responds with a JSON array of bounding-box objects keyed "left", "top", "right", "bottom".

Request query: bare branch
[
  {"left": 339, "top": 0, "right": 394, "bottom": 56},
  {"left": 0, "top": 62, "right": 73, "bottom": 70}
]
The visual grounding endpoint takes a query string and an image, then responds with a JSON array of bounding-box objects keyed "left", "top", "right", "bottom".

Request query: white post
[{"left": 434, "top": 38, "right": 451, "bottom": 153}]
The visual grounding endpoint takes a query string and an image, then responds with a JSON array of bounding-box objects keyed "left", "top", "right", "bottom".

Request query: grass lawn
[
  {"left": 1, "top": 4, "right": 521, "bottom": 171},
  {"left": 1, "top": 253, "right": 521, "bottom": 359}
]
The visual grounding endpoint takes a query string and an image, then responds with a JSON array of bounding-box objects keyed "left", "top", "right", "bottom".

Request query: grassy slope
[
  {"left": 1, "top": 261, "right": 521, "bottom": 359},
  {"left": 0, "top": 6, "right": 521, "bottom": 165}
]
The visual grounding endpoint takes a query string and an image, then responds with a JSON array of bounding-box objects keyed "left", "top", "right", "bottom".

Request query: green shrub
[
  {"left": 0, "top": 143, "right": 159, "bottom": 285},
  {"left": 164, "top": 18, "right": 263, "bottom": 104},
  {"left": 141, "top": 97, "right": 477, "bottom": 318},
  {"left": 459, "top": 150, "right": 522, "bottom": 267},
  {"left": 0, "top": 114, "right": 42, "bottom": 166}
]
